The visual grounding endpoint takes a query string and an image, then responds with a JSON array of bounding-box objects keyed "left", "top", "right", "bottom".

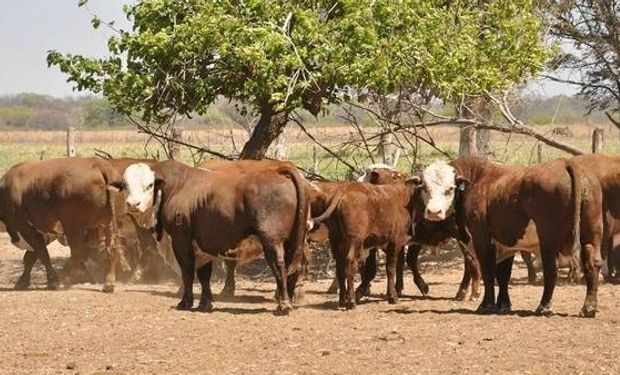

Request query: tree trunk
[
  {"left": 457, "top": 101, "right": 478, "bottom": 157},
  {"left": 239, "top": 106, "right": 289, "bottom": 160},
  {"left": 475, "top": 98, "right": 492, "bottom": 159}
]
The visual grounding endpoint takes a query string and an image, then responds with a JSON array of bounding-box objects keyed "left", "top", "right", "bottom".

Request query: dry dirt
[{"left": 1, "top": 234, "right": 619, "bottom": 375}]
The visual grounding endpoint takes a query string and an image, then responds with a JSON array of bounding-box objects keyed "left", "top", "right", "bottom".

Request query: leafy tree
[
  {"left": 547, "top": 0, "right": 620, "bottom": 127},
  {"left": 48, "top": 0, "right": 548, "bottom": 159},
  {"left": 84, "top": 98, "right": 127, "bottom": 128}
]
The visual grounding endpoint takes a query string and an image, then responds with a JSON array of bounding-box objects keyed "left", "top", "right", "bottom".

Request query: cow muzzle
[
  {"left": 424, "top": 208, "right": 445, "bottom": 221},
  {"left": 126, "top": 198, "right": 145, "bottom": 213}
]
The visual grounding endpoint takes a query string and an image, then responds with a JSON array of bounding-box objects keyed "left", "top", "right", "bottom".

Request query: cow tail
[
  {"left": 101, "top": 163, "right": 124, "bottom": 249},
  {"left": 311, "top": 188, "right": 344, "bottom": 226},
  {"left": 277, "top": 166, "right": 309, "bottom": 272},
  {"left": 567, "top": 163, "right": 582, "bottom": 256}
]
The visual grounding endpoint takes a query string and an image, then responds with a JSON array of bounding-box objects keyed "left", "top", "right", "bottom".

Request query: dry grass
[{"left": 0, "top": 123, "right": 617, "bottom": 177}]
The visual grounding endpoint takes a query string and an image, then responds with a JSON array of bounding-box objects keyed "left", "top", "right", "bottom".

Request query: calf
[
  {"left": 311, "top": 179, "right": 423, "bottom": 309},
  {"left": 0, "top": 158, "right": 123, "bottom": 292},
  {"left": 121, "top": 160, "right": 308, "bottom": 315}
]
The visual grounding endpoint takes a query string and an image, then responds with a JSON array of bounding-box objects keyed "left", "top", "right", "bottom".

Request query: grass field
[{"left": 0, "top": 123, "right": 617, "bottom": 178}]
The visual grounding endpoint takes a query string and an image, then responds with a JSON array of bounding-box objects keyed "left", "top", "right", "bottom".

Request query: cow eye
[
  {"left": 444, "top": 187, "right": 454, "bottom": 196},
  {"left": 147, "top": 183, "right": 154, "bottom": 190}
]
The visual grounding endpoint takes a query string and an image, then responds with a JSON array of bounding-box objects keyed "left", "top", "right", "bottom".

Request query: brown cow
[
  {"left": 568, "top": 154, "right": 620, "bottom": 292},
  {"left": 194, "top": 159, "right": 303, "bottom": 298},
  {"left": 0, "top": 158, "right": 124, "bottom": 292},
  {"left": 121, "top": 160, "right": 309, "bottom": 315},
  {"left": 311, "top": 178, "right": 425, "bottom": 309},
  {"left": 422, "top": 157, "right": 602, "bottom": 317}
]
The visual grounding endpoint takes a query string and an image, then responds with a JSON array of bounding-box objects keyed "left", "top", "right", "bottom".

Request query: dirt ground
[{"left": 1, "top": 235, "right": 619, "bottom": 375}]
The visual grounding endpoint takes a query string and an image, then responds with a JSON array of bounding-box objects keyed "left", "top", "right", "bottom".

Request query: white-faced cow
[
  {"left": 421, "top": 157, "right": 603, "bottom": 317},
  {"left": 121, "top": 160, "right": 308, "bottom": 315}
]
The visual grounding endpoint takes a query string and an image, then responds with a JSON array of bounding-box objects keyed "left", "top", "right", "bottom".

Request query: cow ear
[
  {"left": 369, "top": 170, "right": 380, "bottom": 184},
  {"left": 405, "top": 176, "right": 423, "bottom": 188},
  {"left": 455, "top": 176, "right": 470, "bottom": 192},
  {"left": 154, "top": 176, "right": 165, "bottom": 190},
  {"left": 107, "top": 181, "right": 124, "bottom": 193}
]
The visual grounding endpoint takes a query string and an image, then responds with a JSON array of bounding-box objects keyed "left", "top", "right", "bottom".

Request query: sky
[{"left": 0, "top": 0, "right": 577, "bottom": 99}]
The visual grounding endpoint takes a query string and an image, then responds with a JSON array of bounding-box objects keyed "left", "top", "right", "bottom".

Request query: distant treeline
[{"left": 0, "top": 93, "right": 608, "bottom": 130}]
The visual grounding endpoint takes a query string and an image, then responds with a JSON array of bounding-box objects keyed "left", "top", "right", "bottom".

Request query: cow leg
[
  {"left": 458, "top": 241, "right": 481, "bottom": 301},
  {"left": 101, "top": 224, "right": 117, "bottom": 293},
  {"left": 171, "top": 235, "right": 195, "bottom": 311},
  {"left": 385, "top": 243, "right": 401, "bottom": 304},
  {"left": 475, "top": 238, "right": 497, "bottom": 314},
  {"left": 580, "top": 242, "right": 602, "bottom": 318},
  {"left": 496, "top": 255, "right": 514, "bottom": 313},
  {"left": 356, "top": 248, "right": 376, "bottom": 302},
  {"left": 342, "top": 239, "right": 361, "bottom": 310},
  {"left": 536, "top": 243, "right": 558, "bottom": 315},
  {"left": 196, "top": 262, "right": 214, "bottom": 312},
  {"left": 15, "top": 251, "right": 37, "bottom": 290},
  {"left": 264, "top": 241, "right": 293, "bottom": 315},
  {"left": 15, "top": 223, "right": 60, "bottom": 289},
  {"left": 219, "top": 260, "right": 236, "bottom": 298},
  {"left": 455, "top": 259, "right": 471, "bottom": 301},
  {"left": 520, "top": 251, "right": 537, "bottom": 284},
  {"left": 406, "top": 244, "right": 429, "bottom": 296},
  {"left": 334, "top": 243, "right": 348, "bottom": 308},
  {"left": 395, "top": 247, "right": 405, "bottom": 297}
]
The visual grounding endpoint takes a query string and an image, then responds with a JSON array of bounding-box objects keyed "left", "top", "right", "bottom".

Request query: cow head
[
  {"left": 123, "top": 163, "right": 163, "bottom": 213},
  {"left": 419, "top": 160, "right": 469, "bottom": 221}
]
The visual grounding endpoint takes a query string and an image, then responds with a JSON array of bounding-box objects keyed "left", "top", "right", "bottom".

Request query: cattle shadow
[
  {"left": 384, "top": 307, "right": 573, "bottom": 318},
  {"left": 126, "top": 288, "right": 272, "bottom": 304},
  {"left": 169, "top": 305, "right": 272, "bottom": 315}
]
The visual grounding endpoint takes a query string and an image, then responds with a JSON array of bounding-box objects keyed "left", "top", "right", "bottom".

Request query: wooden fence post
[
  {"left": 311, "top": 145, "right": 319, "bottom": 174},
  {"left": 170, "top": 126, "right": 183, "bottom": 160},
  {"left": 379, "top": 133, "right": 395, "bottom": 165},
  {"left": 537, "top": 143, "right": 543, "bottom": 164},
  {"left": 66, "top": 127, "right": 76, "bottom": 157},
  {"left": 592, "top": 127, "right": 604, "bottom": 154}
]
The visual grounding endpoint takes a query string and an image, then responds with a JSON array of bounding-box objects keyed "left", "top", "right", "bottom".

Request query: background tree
[
  {"left": 546, "top": 0, "right": 620, "bottom": 128},
  {"left": 48, "top": 0, "right": 549, "bottom": 160}
]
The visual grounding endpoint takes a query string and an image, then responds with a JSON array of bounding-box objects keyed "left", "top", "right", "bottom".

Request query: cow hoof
[
  {"left": 219, "top": 288, "right": 235, "bottom": 299},
  {"left": 355, "top": 286, "right": 370, "bottom": 302},
  {"left": 418, "top": 283, "right": 430, "bottom": 296},
  {"left": 469, "top": 292, "right": 480, "bottom": 302},
  {"left": 527, "top": 276, "right": 537, "bottom": 285},
  {"left": 535, "top": 304, "right": 554, "bottom": 316},
  {"left": 14, "top": 277, "right": 31, "bottom": 290},
  {"left": 196, "top": 302, "right": 213, "bottom": 313},
  {"left": 344, "top": 301, "right": 356, "bottom": 310},
  {"left": 101, "top": 283, "right": 115, "bottom": 294},
  {"left": 454, "top": 289, "right": 467, "bottom": 301},
  {"left": 579, "top": 305, "right": 596, "bottom": 318},
  {"left": 275, "top": 302, "right": 293, "bottom": 316},
  {"left": 388, "top": 296, "right": 399, "bottom": 305},
  {"left": 476, "top": 303, "right": 496, "bottom": 314},
  {"left": 176, "top": 301, "right": 193, "bottom": 311},
  {"left": 496, "top": 302, "right": 512, "bottom": 314}
]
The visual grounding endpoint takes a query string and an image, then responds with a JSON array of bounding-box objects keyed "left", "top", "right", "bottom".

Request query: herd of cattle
[{"left": 1, "top": 154, "right": 620, "bottom": 317}]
